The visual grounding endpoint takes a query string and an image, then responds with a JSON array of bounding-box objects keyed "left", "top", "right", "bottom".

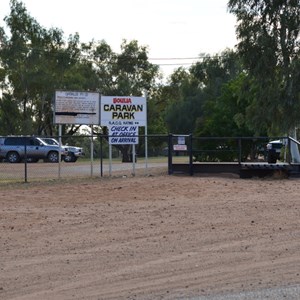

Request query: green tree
[
  {"left": 163, "top": 50, "right": 244, "bottom": 135},
  {"left": 163, "top": 67, "right": 205, "bottom": 134},
  {"left": 0, "top": 0, "right": 38, "bottom": 134},
  {"left": 0, "top": 93, "right": 22, "bottom": 135},
  {"left": 0, "top": 0, "right": 98, "bottom": 136},
  {"left": 0, "top": 2, "right": 161, "bottom": 162},
  {"left": 114, "top": 40, "right": 160, "bottom": 96},
  {"left": 111, "top": 40, "right": 161, "bottom": 161},
  {"left": 228, "top": 0, "right": 300, "bottom": 135},
  {"left": 189, "top": 52, "right": 257, "bottom": 161},
  {"left": 195, "top": 74, "right": 253, "bottom": 137},
  {"left": 84, "top": 39, "right": 161, "bottom": 161}
]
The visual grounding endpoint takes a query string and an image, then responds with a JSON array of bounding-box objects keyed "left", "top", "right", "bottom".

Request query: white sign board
[
  {"left": 173, "top": 144, "right": 187, "bottom": 151},
  {"left": 109, "top": 125, "right": 139, "bottom": 144},
  {"left": 54, "top": 91, "right": 100, "bottom": 125},
  {"left": 178, "top": 136, "right": 186, "bottom": 145},
  {"left": 101, "top": 96, "right": 147, "bottom": 126}
]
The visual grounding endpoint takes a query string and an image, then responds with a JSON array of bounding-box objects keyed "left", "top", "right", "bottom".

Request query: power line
[
  {"left": 1, "top": 43, "right": 228, "bottom": 68},
  {"left": 149, "top": 55, "right": 227, "bottom": 66},
  {"left": 149, "top": 57, "right": 200, "bottom": 60},
  {"left": 1, "top": 42, "right": 225, "bottom": 62},
  {"left": 153, "top": 63, "right": 194, "bottom": 66},
  {"left": 148, "top": 55, "right": 224, "bottom": 61}
]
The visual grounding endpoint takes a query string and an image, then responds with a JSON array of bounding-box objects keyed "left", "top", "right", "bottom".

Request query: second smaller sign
[{"left": 109, "top": 125, "right": 139, "bottom": 145}]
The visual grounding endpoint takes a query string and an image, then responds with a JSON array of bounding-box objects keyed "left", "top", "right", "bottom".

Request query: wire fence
[
  {"left": 0, "top": 134, "right": 170, "bottom": 183},
  {"left": 0, "top": 134, "right": 291, "bottom": 183}
]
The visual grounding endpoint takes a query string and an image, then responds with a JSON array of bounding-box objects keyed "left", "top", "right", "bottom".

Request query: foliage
[
  {"left": 189, "top": 51, "right": 257, "bottom": 161},
  {"left": 2, "top": 0, "right": 299, "bottom": 164},
  {"left": 0, "top": 93, "right": 22, "bottom": 135},
  {"left": 161, "top": 50, "right": 249, "bottom": 137},
  {"left": 0, "top": 1, "right": 162, "bottom": 161},
  {"left": 162, "top": 67, "right": 205, "bottom": 134},
  {"left": 228, "top": 0, "right": 300, "bottom": 135},
  {"left": 0, "top": 0, "right": 98, "bottom": 135},
  {"left": 195, "top": 73, "right": 254, "bottom": 137}
]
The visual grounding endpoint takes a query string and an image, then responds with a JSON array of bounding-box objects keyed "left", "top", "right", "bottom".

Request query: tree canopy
[
  {"left": 228, "top": 0, "right": 300, "bottom": 135},
  {"left": 0, "top": 0, "right": 160, "bottom": 138},
  {"left": 1, "top": 0, "right": 300, "bottom": 144}
]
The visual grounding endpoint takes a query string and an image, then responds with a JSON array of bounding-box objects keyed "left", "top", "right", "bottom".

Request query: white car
[{"left": 41, "top": 138, "right": 85, "bottom": 162}]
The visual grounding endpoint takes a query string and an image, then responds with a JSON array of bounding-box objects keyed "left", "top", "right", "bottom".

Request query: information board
[{"left": 54, "top": 91, "right": 100, "bottom": 125}]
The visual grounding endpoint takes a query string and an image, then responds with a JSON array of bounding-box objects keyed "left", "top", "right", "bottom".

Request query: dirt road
[{"left": 1, "top": 171, "right": 300, "bottom": 299}]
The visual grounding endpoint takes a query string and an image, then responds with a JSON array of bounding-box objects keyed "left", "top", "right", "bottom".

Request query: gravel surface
[
  {"left": 1, "top": 173, "right": 300, "bottom": 299},
  {"left": 190, "top": 284, "right": 300, "bottom": 299}
]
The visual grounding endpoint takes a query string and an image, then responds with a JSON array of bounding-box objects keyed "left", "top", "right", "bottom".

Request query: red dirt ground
[{"left": 1, "top": 170, "right": 300, "bottom": 299}]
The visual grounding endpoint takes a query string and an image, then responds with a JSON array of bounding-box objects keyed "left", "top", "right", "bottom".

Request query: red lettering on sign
[{"left": 113, "top": 98, "right": 132, "bottom": 104}]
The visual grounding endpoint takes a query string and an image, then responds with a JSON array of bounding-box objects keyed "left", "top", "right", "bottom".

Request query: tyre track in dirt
[{"left": 1, "top": 175, "right": 300, "bottom": 299}]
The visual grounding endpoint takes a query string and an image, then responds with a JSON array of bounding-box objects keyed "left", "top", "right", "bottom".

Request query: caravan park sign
[{"left": 101, "top": 96, "right": 147, "bottom": 126}]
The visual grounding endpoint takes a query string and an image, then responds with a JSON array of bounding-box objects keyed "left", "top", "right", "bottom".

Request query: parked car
[
  {"left": 0, "top": 136, "right": 68, "bottom": 163},
  {"left": 40, "top": 138, "right": 85, "bottom": 163},
  {"left": 266, "top": 140, "right": 284, "bottom": 163}
]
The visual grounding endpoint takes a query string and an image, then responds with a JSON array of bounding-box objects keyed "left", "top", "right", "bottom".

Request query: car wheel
[
  {"left": 64, "top": 153, "right": 76, "bottom": 162},
  {"left": 6, "top": 151, "right": 21, "bottom": 163},
  {"left": 47, "top": 151, "right": 59, "bottom": 163}
]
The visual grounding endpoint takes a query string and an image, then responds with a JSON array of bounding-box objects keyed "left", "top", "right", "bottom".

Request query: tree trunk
[{"left": 121, "top": 145, "right": 132, "bottom": 162}]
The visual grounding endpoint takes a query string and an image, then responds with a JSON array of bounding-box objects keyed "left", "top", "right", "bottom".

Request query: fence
[
  {"left": 0, "top": 134, "right": 169, "bottom": 183},
  {"left": 168, "top": 135, "right": 299, "bottom": 177},
  {"left": 1, "top": 134, "right": 295, "bottom": 182}
]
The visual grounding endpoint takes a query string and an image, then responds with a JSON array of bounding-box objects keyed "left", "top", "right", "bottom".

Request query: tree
[
  {"left": 0, "top": 0, "right": 102, "bottom": 135},
  {"left": 0, "top": 2, "right": 162, "bottom": 162},
  {"left": 188, "top": 51, "right": 258, "bottom": 161},
  {"left": 190, "top": 51, "right": 242, "bottom": 98},
  {"left": 228, "top": 0, "right": 300, "bottom": 135},
  {"left": 84, "top": 39, "right": 161, "bottom": 161},
  {"left": 163, "top": 50, "right": 244, "bottom": 135},
  {"left": 0, "top": 0, "right": 38, "bottom": 134},
  {"left": 163, "top": 67, "right": 205, "bottom": 134},
  {"left": 0, "top": 93, "right": 22, "bottom": 135},
  {"left": 195, "top": 74, "right": 253, "bottom": 137},
  {"left": 0, "top": 0, "right": 99, "bottom": 136},
  {"left": 111, "top": 40, "right": 161, "bottom": 161}
]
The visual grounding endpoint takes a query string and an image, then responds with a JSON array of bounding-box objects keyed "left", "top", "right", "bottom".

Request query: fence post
[
  {"left": 287, "top": 137, "right": 291, "bottom": 164},
  {"left": 168, "top": 134, "right": 173, "bottom": 175},
  {"left": 90, "top": 127, "right": 94, "bottom": 177},
  {"left": 238, "top": 138, "right": 242, "bottom": 164},
  {"left": 24, "top": 138, "right": 28, "bottom": 183},
  {"left": 100, "top": 135, "right": 103, "bottom": 177},
  {"left": 189, "top": 134, "right": 193, "bottom": 176}
]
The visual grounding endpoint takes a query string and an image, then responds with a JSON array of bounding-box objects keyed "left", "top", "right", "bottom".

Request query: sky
[{"left": 0, "top": 0, "right": 238, "bottom": 78}]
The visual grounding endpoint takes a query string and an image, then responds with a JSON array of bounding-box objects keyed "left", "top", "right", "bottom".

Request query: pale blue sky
[{"left": 1, "top": 0, "right": 237, "bottom": 76}]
